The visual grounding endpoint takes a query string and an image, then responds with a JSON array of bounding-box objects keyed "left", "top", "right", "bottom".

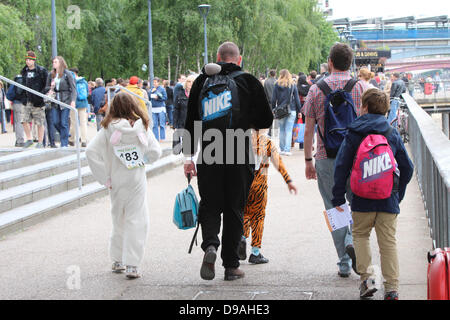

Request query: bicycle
[{"left": 389, "top": 98, "right": 409, "bottom": 144}]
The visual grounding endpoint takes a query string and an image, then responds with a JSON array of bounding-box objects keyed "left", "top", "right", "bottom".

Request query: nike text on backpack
[
  {"left": 199, "top": 70, "right": 243, "bottom": 128},
  {"left": 350, "top": 128, "right": 400, "bottom": 200},
  {"left": 316, "top": 78, "right": 358, "bottom": 158}
]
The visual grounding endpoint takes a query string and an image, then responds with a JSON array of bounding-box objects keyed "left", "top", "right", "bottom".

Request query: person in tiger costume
[{"left": 239, "top": 129, "right": 297, "bottom": 264}]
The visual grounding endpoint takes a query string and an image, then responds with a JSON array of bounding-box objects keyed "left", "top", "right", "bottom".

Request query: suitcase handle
[{"left": 427, "top": 251, "right": 436, "bottom": 264}]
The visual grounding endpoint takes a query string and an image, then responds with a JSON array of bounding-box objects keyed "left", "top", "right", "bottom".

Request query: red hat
[{"left": 129, "top": 76, "right": 139, "bottom": 85}]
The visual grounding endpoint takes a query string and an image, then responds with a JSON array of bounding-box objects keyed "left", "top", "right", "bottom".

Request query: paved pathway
[{"left": 0, "top": 124, "right": 431, "bottom": 299}]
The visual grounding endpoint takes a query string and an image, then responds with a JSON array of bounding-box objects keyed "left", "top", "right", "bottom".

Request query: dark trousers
[
  {"left": 197, "top": 163, "right": 254, "bottom": 268},
  {"left": 45, "top": 108, "right": 56, "bottom": 147}
]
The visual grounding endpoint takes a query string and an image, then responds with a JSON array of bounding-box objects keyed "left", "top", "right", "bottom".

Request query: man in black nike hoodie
[{"left": 183, "top": 42, "right": 273, "bottom": 281}]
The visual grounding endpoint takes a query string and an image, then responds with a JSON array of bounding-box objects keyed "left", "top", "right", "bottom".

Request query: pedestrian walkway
[{"left": 0, "top": 140, "right": 431, "bottom": 300}]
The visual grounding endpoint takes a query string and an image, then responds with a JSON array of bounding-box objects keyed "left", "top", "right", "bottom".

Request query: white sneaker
[
  {"left": 112, "top": 261, "right": 125, "bottom": 273},
  {"left": 125, "top": 266, "right": 141, "bottom": 279},
  {"left": 279, "top": 151, "right": 286, "bottom": 156},
  {"left": 284, "top": 152, "right": 292, "bottom": 156}
]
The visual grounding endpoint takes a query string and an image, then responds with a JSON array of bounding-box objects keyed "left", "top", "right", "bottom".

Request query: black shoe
[
  {"left": 69, "top": 141, "right": 75, "bottom": 146},
  {"left": 360, "top": 279, "right": 377, "bottom": 299},
  {"left": 248, "top": 253, "right": 269, "bottom": 264},
  {"left": 15, "top": 142, "right": 25, "bottom": 147},
  {"left": 224, "top": 267, "right": 245, "bottom": 281},
  {"left": 50, "top": 144, "right": 57, "bottom": 148},
  {"left": 81, "top": 142, "right": 87, "bottom": 148},
  {"left": 345, "top": 244, "right": 360, "bottom": 275},
  {"left": 338, "top": 271, "right": 350, "bottom": 278},
  {"left": 200, "top": 246, "right": 216, "bottom": 280},
  {"left": 238, "top": 238, "right": 247, "bottom": 260}
]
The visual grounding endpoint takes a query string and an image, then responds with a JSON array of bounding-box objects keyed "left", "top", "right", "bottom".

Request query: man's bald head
[{"left": 217, "top": 41, "right": 242, "bottom": 65}]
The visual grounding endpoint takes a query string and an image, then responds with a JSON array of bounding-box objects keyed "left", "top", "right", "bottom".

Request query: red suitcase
[{"left": 427, "top": 248, "right": 450, "bottom": 300}]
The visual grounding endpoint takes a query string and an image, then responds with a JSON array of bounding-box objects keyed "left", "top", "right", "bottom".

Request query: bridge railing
[{"left": 403, "top": 93, "right": 450, "bottom": 248}]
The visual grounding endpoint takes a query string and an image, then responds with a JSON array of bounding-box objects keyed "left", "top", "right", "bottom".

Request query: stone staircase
[{"left": 0, "top": 147, "right": 182, "bottom": 237}]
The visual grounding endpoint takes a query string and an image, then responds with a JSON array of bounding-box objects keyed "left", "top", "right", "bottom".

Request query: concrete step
[
  {"left": 0, "top": 152, "right": 87, "bottom": 190},
  {"left": 0, "top": 166, "right": 94, "bottom": 214},
  {"left": 0, "top": 153, "right": 183, "bottom": 237},
  {"left": 0, "top": 148, "right": 77, "bottom": 172}
]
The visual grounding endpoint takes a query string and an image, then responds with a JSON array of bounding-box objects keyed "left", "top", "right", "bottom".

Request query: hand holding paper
[{"left": 323, "top": 203, "right": 353, "bottom": 232}]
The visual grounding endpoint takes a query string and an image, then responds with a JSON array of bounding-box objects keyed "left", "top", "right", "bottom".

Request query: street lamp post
[
  {"left": 198, "top": 4, "right": 211, "bottom": 65},
  {"left": 148, "top": 0, "right": 154, "bottom": 85},
  {"left": 51, "top": 0, "right": 57, "bottom": 58}
]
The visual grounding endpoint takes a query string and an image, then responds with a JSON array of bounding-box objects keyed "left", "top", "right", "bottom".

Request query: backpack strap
[
  {"left": 228, "top": 70, "right": 245, "bottom": 79},
  {"left": 343, "top": 78, "right": 358, "bottom": 92},
  {"left": 316, "top": 79, "right": 332, "bottom": 96},
  {"left": 188, "top": 221, "right": 200, "bottom": 254},
  {"left": 186, "top": 175, "right": 199, "bottom": 254},
  {"left": 315, "top": 79, "right": 332, "bottom": 146}
]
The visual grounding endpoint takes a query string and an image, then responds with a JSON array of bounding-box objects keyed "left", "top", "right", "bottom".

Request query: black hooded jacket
[
  {"left": 182, "top": 62, "right": 273, "bottom": 157},
  {"left": 20, "top": 64, "right": 48, "bottom": 107}
]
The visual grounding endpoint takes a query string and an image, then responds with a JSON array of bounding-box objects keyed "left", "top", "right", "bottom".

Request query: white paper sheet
[{"left": 323, "top": 203, "right": 353, "bottom": 232}]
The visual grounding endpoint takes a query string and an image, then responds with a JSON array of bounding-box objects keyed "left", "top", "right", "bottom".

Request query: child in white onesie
[{"left": 86, "top": 92, "right": 162, "bottom": 279}]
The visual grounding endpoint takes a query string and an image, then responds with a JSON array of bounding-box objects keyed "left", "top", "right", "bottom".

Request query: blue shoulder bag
[{"left": 173, "top": 175, "right": 198, "bottom": 230}]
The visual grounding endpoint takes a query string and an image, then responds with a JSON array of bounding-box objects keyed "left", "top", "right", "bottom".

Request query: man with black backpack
[
  {"left": 182, "top": 41, "right": 273, "bottom": 281},
  {"left": 303, "top": 43, "right": 368, "bottom": 278}
]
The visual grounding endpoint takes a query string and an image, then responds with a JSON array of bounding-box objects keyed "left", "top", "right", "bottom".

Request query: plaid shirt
[{"left": 303, "top": 71, "right": 368, "bottom": 160}]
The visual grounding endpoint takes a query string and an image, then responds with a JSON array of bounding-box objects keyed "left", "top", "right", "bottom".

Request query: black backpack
[{"left": 198, "top": 70, "right": 244, "bottom": 129}]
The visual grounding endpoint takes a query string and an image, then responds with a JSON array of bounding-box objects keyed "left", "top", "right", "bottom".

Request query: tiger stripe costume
[{"left": 243, "top": 132, "right": 292, "bottom": 249}]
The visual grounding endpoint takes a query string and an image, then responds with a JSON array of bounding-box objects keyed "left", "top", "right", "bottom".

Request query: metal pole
[
  {"left": 198, "top": 5, "right": 211, "bottom": 66},
  {"left": 51, "top": 0, "right": 57, "bottom": 58},
  {"left": 203, "top": 15, "right": 208, "bottom": 65},
  {"left": 148, "top": 0, "right": 154, "bottom": 85}
]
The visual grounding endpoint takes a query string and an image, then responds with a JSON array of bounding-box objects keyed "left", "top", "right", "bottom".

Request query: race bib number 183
[{"left": 113, "top": 145, "right": 145, "bottom": 169}]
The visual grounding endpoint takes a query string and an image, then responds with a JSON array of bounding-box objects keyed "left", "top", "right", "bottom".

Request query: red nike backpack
[{"left": 350, "top": 128, "right": 398, "bottom": 200}]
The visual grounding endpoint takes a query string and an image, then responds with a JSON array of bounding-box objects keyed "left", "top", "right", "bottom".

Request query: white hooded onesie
[{"left": 86, "top": 118, "right": 162, "bottom": 267}]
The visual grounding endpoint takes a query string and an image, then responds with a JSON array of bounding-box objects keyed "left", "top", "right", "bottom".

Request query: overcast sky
[{"left": 329, "top": 0, "right": 450, "bottom": 20}]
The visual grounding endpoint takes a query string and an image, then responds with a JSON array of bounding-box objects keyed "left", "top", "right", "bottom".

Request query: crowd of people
[
  {"left": 0, "top": 42, "right": 416, "bottom": 300},
  {"left": 0, "top": 50, "right": 199, "bottom": 149},
  {"left": 82, "top": 41, "right": 413, "bottom": 301}
]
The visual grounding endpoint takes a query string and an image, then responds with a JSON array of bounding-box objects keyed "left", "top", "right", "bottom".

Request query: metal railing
[
  {"left": 403, "top": 93, "right": 450, "bottom": 249},
  {"left": 0, "top": 74, "right": 82, "bottom": 190},
  {"left": 401, "top": 79, "right": 450, "bottom": 104}
]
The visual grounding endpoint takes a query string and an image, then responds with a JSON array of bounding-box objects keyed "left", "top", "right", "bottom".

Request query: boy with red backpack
[{"left": 332, "top": 88, "right": 414, "bottom": 300}]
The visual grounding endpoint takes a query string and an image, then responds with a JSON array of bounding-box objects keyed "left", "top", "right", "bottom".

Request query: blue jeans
[
  {"left": 278, "top": 110, "right": 296, "bottom": 152},
  {"left": 96, "top": 114, "right": 104, "bottom": 131},
  {"left": 166, "top": 105, "right": 174, "bottom": 126},
  {"left": 152, "top": 112, "right": 166, "bottom": 141},
  {"left": 52, "top": 107, "right": 70, "bottom": 147},
  {"left": 316, "top": 158, "right": 354, "bottom": 274},
  {"left": 388, "top": 99, "right": 399, "bottom": 127}
]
